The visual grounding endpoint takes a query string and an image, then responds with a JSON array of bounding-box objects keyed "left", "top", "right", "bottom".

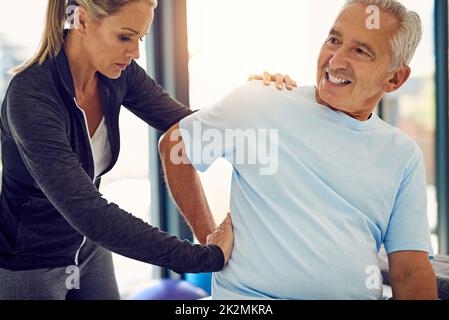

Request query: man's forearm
[
  {"left": 159, "top": 125, "right": 217, "bottom": 245},
  {"left": 390, "top": 267, "right": 438, "bottom": 300}
]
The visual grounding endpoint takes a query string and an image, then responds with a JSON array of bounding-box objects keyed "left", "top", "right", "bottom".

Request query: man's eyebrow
[
  {"left": 353, "top": 40, "right": 377, "bottom": 57},
  {"left": 329, "top": 28, "right": 343, "bottom": 38},
  {"left": 329, "top": 28, "right": 377, "bottom": 57},
  {"left": 121, "top": 27, "right": 149, "bottom": 35}
]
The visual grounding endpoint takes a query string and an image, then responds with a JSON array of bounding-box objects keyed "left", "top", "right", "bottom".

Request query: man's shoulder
[
  {"left": 377, "top": 119, "right": 423, "bottom": 160},
  {"left": 185, "top": 83, "right": 316, "bottom": 127},
  {"left": 236, "top": 82, "right": 315, "bottom": 111},
  {"left": 243, "top": 82, "right": 314, "bottom": 98}
]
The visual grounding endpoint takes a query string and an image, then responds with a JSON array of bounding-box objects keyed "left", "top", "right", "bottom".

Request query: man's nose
[{"left": 328, "top": 48, "right": 349, "bottom": 70}]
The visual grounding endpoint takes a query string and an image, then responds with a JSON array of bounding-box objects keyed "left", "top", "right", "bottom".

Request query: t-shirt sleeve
[
  {"left": 383, "top": 149, "right": 434, "bottom": 258},
  {"left": 179, "top": 84, "right": 250, "bottom": 172}
]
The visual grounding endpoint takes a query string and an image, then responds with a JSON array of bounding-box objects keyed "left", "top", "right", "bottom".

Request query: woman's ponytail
[{"left": 9, "top": 0, "right": 67, "bottom": 75}]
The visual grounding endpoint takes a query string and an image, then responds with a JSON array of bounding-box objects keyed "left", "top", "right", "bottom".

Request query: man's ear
[{"left": 383, "top": 65, "right": 411, "bottom": 93}]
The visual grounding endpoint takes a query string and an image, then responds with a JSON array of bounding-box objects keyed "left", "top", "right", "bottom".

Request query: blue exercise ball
[
  {"left": 184, "top": 272, "right": 212, "bottom": 295},
  {"left": 129, "top": 279, "right": 209, "bottom": 300}
]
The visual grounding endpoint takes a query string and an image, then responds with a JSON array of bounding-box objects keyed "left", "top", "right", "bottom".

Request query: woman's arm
[
  {"left": 122, "top": 60, "right": 192, "bottom": 132},
  {"left": 5, "top": 76, "right": 227, "bottom": 274},
  {"left": 121, "top": 64, "right": 296, "bottom": 244},
  {"left": 122, "top": 63, "right": 298, "bottom": 132}
]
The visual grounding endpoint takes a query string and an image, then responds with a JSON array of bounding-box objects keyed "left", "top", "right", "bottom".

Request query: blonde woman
[{"left": 0, "top": 0, "right": 293, "bottom": 300}]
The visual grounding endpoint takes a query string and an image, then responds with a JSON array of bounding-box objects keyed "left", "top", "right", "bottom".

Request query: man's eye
[
  {"left": 327, "top": 37, "right": 338, "bottom": 45},
  {"left": 139, "top": 36, "right": 144, "bottom": 42},
  {"left": 356, "top": 48, "right": 369, "bottom": 56}
]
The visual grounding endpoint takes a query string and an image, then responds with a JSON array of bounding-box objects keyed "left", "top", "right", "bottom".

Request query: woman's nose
[{"left": 126, "top": 43, "right": 140, "bottom": 61}]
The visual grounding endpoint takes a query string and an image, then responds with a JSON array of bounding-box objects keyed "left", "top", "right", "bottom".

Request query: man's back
[{"left": 180, "top": 83, "right": 432, "bottom": 299}]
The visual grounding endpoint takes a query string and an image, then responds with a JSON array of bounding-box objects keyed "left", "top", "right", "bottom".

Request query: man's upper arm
[
  {"left": 383, "top": 149, "right": 433, "bottom": 257},
  {"left": 159, "top": 123, "right": 190, "bottom": 166},
  {"left": 387, "top": 250, "right": 437, "bottom": 299},
  {"left": 388, "top": 250, "right": 434, "bottom": 281}
]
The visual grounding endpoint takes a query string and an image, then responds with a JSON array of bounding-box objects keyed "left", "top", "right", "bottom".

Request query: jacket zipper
[
  {"left": 74, "top": 236, "right": 87, "bottom": 266},
  {"left": 73, "top": 97, "right": 95, "bottom": 266}
]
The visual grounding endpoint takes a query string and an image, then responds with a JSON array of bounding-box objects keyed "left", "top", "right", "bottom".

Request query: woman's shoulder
[
  {"left": 8, "top": 59, "right": 54, "bottom": 94},
  {"left": 5, "top": 59, "right": 64, "bottom": 118}
]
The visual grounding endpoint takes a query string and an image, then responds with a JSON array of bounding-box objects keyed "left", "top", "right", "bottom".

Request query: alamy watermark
[
  {"left": 169, "top": 121, "right": 279, "bottom": 176},
  {"left": 65, "top": 265, "right": 80, "bottom": 290},
  {"left": 365, "top": 5, "right": 381, "bottom": 30},
  {"left": 66, "top": 5, "right": 81, "bottom": 30},
  {"left": 365, "top": 265, "right": 382, "bottom": 290}
]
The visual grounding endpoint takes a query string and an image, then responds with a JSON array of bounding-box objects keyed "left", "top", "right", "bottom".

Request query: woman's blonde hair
[{"left": 10, "top": 0, "right": 157, "bottom": 75}]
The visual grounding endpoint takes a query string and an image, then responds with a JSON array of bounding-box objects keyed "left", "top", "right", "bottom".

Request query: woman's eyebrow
[{"left": 121, "top": 27, "right": 150, "bottom": 35}]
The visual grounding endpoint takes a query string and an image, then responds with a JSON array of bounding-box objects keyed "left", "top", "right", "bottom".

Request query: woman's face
[{"left": 80, "top": 1, "right": 154, "bottom": 79}]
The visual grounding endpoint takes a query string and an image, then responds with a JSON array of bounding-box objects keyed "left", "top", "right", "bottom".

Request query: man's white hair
[{"left": 343, "top": 0, "right": 422, "bottom": 70}]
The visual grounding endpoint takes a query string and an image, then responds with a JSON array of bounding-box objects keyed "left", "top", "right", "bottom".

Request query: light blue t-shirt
[{"left": 179, "top": 83, "right": 433, "bottom": 300}]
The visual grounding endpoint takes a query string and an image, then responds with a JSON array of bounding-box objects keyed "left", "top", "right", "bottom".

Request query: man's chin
[
  {"left": 316, "top": 85, "right": 333, "bottom": 106},
  {"left": 316, "top": 90, "right": 347, "bottom": 112}
]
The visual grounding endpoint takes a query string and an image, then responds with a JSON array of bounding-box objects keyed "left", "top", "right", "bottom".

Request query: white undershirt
[
  {"left": 89, "top": 116, "right": 111, "bottom": 179},
  {"left": 74, "top": 98, "right": 112, "bottom": 180}
]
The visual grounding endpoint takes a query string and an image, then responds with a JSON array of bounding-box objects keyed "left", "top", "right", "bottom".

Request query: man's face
[{"left": 316, "top": 3, "right": 400, "bottom": 119}]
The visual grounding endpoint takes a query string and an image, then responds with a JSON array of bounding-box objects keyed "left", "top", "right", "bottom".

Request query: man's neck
[{"left": 314, "top": 87, "right": 374, "bottom": 122}]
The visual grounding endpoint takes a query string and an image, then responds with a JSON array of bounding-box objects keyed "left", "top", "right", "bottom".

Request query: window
[{"left": 381, "top": 0, "right": 438, "bottom": 253}]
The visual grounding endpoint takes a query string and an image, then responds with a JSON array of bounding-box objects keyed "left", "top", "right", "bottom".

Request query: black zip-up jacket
[{"left": 0, "top": 33, "right": 224, "bottom": 272}]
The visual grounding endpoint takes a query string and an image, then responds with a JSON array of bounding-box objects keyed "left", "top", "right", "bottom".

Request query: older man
[{"left": 159, "top": 0, "right": 437, "bottom": 299}]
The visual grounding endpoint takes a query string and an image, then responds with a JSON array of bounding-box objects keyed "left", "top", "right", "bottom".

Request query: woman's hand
[
  {"left": 207, "top": 213, "right": 234, "bottom": 265},
  {"left": 248, "top": 71, "right": 298, "bottom": 91}
]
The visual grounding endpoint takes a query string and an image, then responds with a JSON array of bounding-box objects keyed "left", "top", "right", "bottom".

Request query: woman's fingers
[
  {"left": 284, "top": 75, "right": 298, "bottom": 90},
  {"left": 262, "top": 71, "right": 272, "bottom": 86},
  {"left": 207, "top": 213, "right": 234, "bottom": 265},
  {"left": 248, "top": 74, "right": 265, "bottom": 81},
  {"left": 248, "top": 71, "right": 298, "bottom": 91},
  {"left": 275, "top": 73, "right": 284, "bottom": 90}
]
